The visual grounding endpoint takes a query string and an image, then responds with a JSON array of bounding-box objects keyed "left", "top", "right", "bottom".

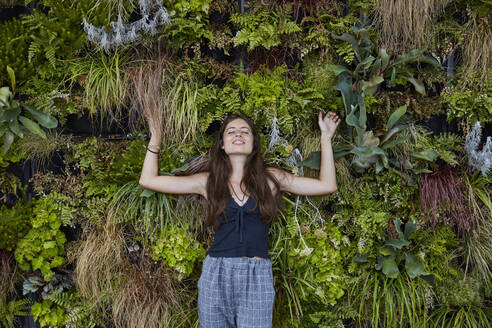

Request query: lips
[{"left": 232, "top": 139, "right": 245, "bottom": 145}]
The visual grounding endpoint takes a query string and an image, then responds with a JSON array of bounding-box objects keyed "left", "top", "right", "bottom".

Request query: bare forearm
[
  {"left": 319, "top": 133, "right": 337, "bottom": 192},
  {"left": 139, "top": 134, "right": 162, "bottom": 183}
]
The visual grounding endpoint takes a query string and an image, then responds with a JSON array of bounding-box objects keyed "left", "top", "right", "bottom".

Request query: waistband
[{"left": 204, "top": 254, "right": 272, "bottom": 270}]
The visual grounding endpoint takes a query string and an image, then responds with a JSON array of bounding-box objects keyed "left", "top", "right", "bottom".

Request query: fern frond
[{"left": 0, "top": 295, "right": 31, "bottom": 328}]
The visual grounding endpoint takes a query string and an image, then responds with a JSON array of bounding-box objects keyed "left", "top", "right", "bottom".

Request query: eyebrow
[{"left": 226, "top": 126, "right": 250, "bottom": 131}]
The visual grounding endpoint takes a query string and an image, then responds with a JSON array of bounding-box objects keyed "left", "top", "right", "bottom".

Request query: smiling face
[{"left": 221, "top": 118, "right": 254, "bottom": 155}]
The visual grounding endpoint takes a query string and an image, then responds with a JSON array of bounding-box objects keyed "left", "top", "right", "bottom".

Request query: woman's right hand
[{"left": 143, "top": 110, "right": 162, "bottom": 140}]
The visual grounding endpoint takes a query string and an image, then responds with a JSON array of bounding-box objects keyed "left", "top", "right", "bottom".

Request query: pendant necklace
[{"left": 229, "top": 181, "right": 246, "bottom": 203}]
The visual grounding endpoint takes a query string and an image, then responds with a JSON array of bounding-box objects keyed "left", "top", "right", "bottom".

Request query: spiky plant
[
  {"left": 372, "top": 0, "right": 450, "bottom": 53},
  {"left": 460, "top": 10, "right": 491, "bottom": 88},
  {"left": 418, "top": 165, "right": 477, "bottom": 234}
]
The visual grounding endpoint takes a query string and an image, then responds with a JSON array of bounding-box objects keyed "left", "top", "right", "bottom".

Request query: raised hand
[
  {"left": 318, "top": 111, "right": 341, "bottom": 139},
  {"left": 143, "top": 110, "right": 161, "bottom": 139}
]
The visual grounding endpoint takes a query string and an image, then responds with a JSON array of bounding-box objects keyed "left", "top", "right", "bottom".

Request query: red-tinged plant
[{"left": 419, "top": 165, "right": 476, "bottom": 234}]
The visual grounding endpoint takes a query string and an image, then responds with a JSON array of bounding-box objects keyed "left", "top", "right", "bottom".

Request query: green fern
[
  {"left": 334, "top": 41, "right": 355, "bottom": 65},
  {"left": 0, "top": 295, "right": 31, "bottom": 328},
  {"left": 231, "top": 3, "right": 301, "bottom": 51},
  {"left": 48, "top": 291, "right": 100, "bottom": 328}
]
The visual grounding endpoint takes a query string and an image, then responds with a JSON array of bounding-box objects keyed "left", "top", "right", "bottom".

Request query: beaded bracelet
[{"left": 146, "top": 146, "right": 160, "bottom": 154}]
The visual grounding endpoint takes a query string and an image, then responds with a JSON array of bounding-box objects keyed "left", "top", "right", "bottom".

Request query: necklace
[{"left": 229, "top": 181, "right": 246, "bottom": 203}]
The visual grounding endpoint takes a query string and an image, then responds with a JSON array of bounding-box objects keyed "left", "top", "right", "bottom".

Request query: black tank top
[{"left": 207, "top": 195, "right": 270, "bottom": 259}]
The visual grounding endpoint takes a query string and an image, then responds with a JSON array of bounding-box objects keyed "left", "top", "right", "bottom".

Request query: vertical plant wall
[{"left": 0, "top": 0, "right": 491, "bottom": 327}]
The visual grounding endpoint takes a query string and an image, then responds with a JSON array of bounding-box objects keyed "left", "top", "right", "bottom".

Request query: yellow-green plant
[
  {"left": 0, "top": 198, "right": 33, "bottom": 252},
  {"left": 151, "top": 224, "right": 206, "bottom": 281},
  {"left": 31, "top": 299, "right": 68, "bottom": 328},
  {"left": 14, "top": 194, "right": 70, "bottom": 281}
]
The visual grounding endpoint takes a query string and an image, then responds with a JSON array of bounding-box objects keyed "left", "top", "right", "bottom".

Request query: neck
[{"left": 228, "top": 154, "right": 247, "bottom": 182}]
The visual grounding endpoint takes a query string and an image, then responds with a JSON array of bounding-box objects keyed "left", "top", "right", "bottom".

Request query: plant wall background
[{"left": 0, "top": 0, "right": 491, "bottom": 327}]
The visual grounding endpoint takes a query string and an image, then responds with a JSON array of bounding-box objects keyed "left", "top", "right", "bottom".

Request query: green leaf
[
  {"left": 19, "top": 116, "right": 46, "bottom": 139},
  {"left": 350, "top": 145, "right": 384, "bottom": 158},
  {"left": 3, "top": 131, "right": 14, "bottom": 155},
  {"left": 391, "top": 49, "right": 440, "bottom": 67},
  {"left": 333, "top": 73, "right": 354, "bottom": 115},
  {"left": 381, "top": 124, "right": 408, "bottom": 144},
  {"left": 404, "top": 252, "right": 424, "bottom": 278},
  {"left": 379, "top": 246, "right": 396, "bottom": 257},
  {"left": 393, "top": 219, "right": 404, "bottom": 239},
  {"left": 411, "top": 150, "right": 439, "bottom": 161},
  {"left": 403, "top": 76, "right": 426, "bottom": 95},
  {"left": 381, "top": 135, "right": 410, "bottom": 150},
  {"left": 21, "top": 104, "right": 58, "bottom": 129},
  {"left": 333, "top": 150, "right": 351, "bottom": 160},
  {"left": 9, "top": 119, "right": 23, "bottom": 138},
  {"left": 380, "top": 48, "right": 389, "bottom": 70},
  {"left": 346, "top": 104, "right": 360, "bottom": 128},
  {"left": 296, "top": 151, "right": 320, "bottom": 170},
  {"left": 0, "top": 86, "right": 11, "bottom": 106},
  {"left": 389, "top": 67, "right": 396, "bottom": 87},
  {"left": 331, "top": 32, "right": 361, "bottom": 61},
  {"left": 382, "top": 256, "right": 399, "bottom": 278},
  {"left": 358, "top": 93, "right": 366, "bottom": 130},
  {"left": 6, "top": 65, "right": 15, "bottom": 95},
  {"left": 385, "top": 239, "right": 409, "bottom": 249},
  {"left": 386, "top": 105, "right": 407, "bottom": 130},
  {"left": 43, "top": 241, "right": 56, "bottom": 249},
  {"left": 375, "top": 254, "right": 384, "bottom": 270},
  {"left": 1, "top": 107, "right": 21, "bottom": 122},
  {"left": 140, "top": 188, "right": 155, "bottom": 198},
  {"left": 359, "top": 75, "right": 384, "bottom": 95},
  {"left": 32, "top": 257, "right": 44, "bottom": 271},
  {"left": 325, "top": 64, "right": 351, "bottom": 77},
  {"left": 353, "top": 254, "right": 368, "bottom": 263},
  {"left": 403, "top": 220, "right": 417, "bottom": 239},
  {"left": 354, "top": 55, "right": 375, "bottom": 75}
]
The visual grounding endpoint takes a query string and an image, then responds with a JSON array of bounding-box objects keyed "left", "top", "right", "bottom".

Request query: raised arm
[
  {"left": 267, "top": 111, "right": 340, "bottom": 196},
  {"left": 138, "top": 117, "right": 208, "bottom": 198}
]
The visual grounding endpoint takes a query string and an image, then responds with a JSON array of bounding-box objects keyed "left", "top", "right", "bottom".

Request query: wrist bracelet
[{"left": 146, "top": 146, "right": 160, "bottom": 154}]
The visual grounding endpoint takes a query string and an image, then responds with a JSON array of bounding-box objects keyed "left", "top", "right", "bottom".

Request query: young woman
[{"left": 139, "top": 111, "right": 340, "bottom": 328}]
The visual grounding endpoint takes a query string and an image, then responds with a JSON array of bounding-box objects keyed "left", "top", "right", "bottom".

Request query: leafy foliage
[
  {"left": 231, "top": 3, "right": 301, "bottom": 51},
  {"left": 0, "top": 19, "right": 34, "bottom": 87},
  {"left": 0, "top": 295, "right": 31, "bottom": 328},
  {"left": 151, "top": 224, "right": 206, "bottom": 281},
  {"left": 21, "top": 0, "right": 107, "bottom": 84},
  {"left": 31, "top": 299, "right": 68, "bottom": 328},
  {"left": 14, "top": 194, "right": 70, "bottom": 281},
  {"left": 161, "top": 0, "right": 213, "bottom": 48},
  {"left": 0, "top": 199, "right": 33, "bottom": 251},
  {"left": 0, "top": 71, "right": 59, "bottom": 155}
]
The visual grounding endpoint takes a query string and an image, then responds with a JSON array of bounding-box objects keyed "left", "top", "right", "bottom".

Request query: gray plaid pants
[{"left": 198, "top": 255, "right": 275, "bottom": 328}]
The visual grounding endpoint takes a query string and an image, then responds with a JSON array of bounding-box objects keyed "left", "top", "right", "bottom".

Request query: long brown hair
[{"left": 204, "top": 113, "right": 283, "bottom": 229}]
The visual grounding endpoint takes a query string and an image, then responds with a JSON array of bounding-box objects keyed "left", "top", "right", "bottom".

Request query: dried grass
[
  {"left": 112, "top": 250, "right": 184, "bottom": 328},
  {"left": 74, "top": 212, "right": 127, "bottom": 306},
  {"left": 418, "top": 165, "right": 477, "bottom": 234},
  {"left": 128, "top": 47, "right": 201, "bottom": 148},
  {"left": 74, "top": 208, "right": 188, "bottom": 328},
  {"left": 461, "top": 12, "right": 491, "bottom": 88},
  {"left": 372, "top": 0, "right": 450, "bottom": 53}
]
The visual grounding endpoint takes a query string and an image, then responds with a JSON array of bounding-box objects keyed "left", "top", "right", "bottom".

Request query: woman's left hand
[{"left": 318, "top": 111, "right": 341, "bottom": 139}]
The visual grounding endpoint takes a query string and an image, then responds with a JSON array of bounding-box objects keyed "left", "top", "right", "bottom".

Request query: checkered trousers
[{"left": 198, "top": 255, "right": 275, "bottom": 328}]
